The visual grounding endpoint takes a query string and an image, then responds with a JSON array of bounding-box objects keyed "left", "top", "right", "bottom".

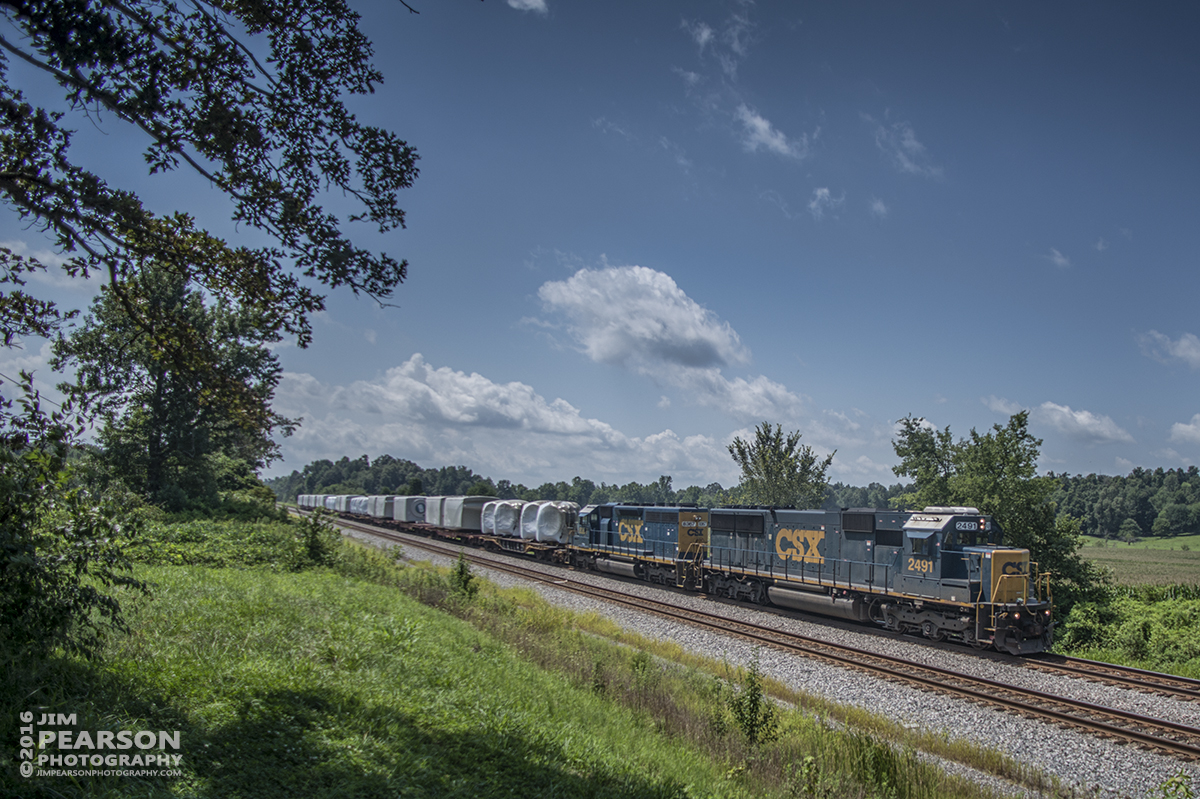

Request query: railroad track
[
  {"left": 310, "top": 510, "right": 1200, "bottom": 762},
  {"left": 1022, "top": 655, "right": 1200, "bottom": 703}
]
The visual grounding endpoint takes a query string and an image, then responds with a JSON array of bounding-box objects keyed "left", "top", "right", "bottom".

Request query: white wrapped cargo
[
  {"left": 482, "top": 501, "right": 498, "bottom": 535},
  {"left": 425, "top": 496, "right": 447, "bottom": 527},
  {"left": 367, "top": 496, "right": 396, "bottom": 519},
  {"left": 493, "top": 500, "right": 524, "bottom": 537},
  {"left": 349, "top": 496, "right": 369, "bottom": 515},
  {"left": 520, "top": 501, "right": 550, "bottom": 540},
  {"left": 392, "top": 496, "right": 427, "bottom": 523},
  {"left": 443, "top": 496, "right": 491, "bottom": 531},
  {"left": 535, "top": 501, "right": 579, "bottom": 543},
  {"left": 324, "top": 496, "right": 338, "bottom": 511}
]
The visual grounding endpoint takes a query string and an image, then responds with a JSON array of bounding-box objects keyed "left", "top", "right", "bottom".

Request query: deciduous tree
[
  {"left": 728, "top": 422, "right": 833, "bottom": 508},
  {"left": 52, "top": 264, "right": 295, "bottom": 509}
]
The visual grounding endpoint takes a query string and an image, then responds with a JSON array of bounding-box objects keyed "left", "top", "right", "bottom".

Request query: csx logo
[
  {"left": 776, "top": 528, "right": 823, "bottom": 563},
  {"left": 618, "top": 520, "right": 645, "bottom": 543},
  {"left": 1001, "top": 561, "right": 1027, "bottom": 576}
]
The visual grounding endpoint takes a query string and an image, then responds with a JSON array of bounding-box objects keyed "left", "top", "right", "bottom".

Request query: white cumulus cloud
[
  {"left": 1138, "top": 331, "right": 1200, "bottom": 369},
  {"left": 537, "top": 265, "right": 748, "bottom": 370},
  {"left": 536, "top": 264, "right": 806, "bottom": 421},
  {"left": 1169, "top": 414, "right": 1200, "bottom": 446},
  {"left": 272, "top": 354, "right": 739, "bottom": 486},
  {"left": 1033, "top": 402, "right": 1134, "bottom": 444}
]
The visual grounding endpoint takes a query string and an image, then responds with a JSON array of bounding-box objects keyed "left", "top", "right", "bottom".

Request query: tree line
[
  {"left": 1052, "top": 467, "right": 1200, "bottom": 540},
  {"left": 266, "top": 453, "right": 914, "bottom": 513}
]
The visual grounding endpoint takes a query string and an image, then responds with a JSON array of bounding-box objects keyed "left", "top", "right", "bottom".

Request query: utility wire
[{"left": 0, "top": 368, "right": 66, "bottom": 409}]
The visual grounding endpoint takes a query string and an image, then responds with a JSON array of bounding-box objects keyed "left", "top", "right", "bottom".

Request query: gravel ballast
[{"left": 352, "top": 525, "right": 1200, "bottom": 799}]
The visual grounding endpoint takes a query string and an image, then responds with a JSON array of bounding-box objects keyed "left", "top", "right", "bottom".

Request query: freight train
[{"left": 295, "top": 494, "right": 1054, "bottom": 655}]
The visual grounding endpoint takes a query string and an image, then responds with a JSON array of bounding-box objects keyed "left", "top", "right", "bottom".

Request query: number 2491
[{"left": 907, "top": 557, "right": 934, "bottom": 574}]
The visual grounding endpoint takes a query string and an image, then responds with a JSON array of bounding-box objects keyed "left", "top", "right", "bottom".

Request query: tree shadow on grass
[
  {"left": 3, "top": 659, "right": 692, "bottom": 799},
  {"left": 192, "top": 687, "right": 691, "bottom": 799}
]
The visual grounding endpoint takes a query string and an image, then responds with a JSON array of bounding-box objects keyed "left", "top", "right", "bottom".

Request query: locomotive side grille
[
  {"left": 735, "top": 514, "right": 764, "bottom": 534},
  {"left": 710, "top": 513, "right": 736, "bottom": 532},
  {"left": 876, "top": 529, "right": 903, "bottom": 547},
  {"left": 843, "top": 512, "right": 874, "bottom": 533}
]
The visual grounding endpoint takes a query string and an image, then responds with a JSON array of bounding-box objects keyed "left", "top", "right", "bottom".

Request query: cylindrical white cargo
[
  {"left": 520, "top": 501, "right": 549, "bottom": 540},
  {"left": 493, "top": 501, "right": 524, "bottom": 537},
  {"left": 535, "top": 501, "right": 579, "bottom": 543},
  {"left": 482, "top": 501, "right": 498, "bottom": 535}
]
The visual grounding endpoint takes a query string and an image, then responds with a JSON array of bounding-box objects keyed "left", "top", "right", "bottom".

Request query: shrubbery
[
  {"left": 1, "top": 376, "right": 147, "bottom": 660},
  {"left": 1055, "top": 591, "right": 1200, "bottom": 676}
]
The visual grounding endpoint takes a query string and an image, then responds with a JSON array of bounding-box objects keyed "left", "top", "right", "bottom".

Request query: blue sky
[{"left": 4, "top": 1, "right": 1200, "bottom": 489}]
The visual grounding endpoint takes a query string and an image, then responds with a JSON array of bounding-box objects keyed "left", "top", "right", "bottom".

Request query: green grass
[
  {"left": 1078, "top": 535, "right": 1200, "bottom": 586},
  {"left": 5, "top": 567, "right": 744, "bottom": 798}
]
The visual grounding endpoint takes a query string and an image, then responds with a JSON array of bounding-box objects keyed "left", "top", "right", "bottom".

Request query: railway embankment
[
  {"left": 329, "top": 515, "right": 1200, "bottom": 799},
  {"left": 7, "top": 514, "right": 1048, "bottom": 798}
]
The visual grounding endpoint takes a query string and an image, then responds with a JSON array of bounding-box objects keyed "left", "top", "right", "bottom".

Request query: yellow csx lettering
[
  {"left": 1001, "top": 560, "right": 1027, "bottom": 576},
  {"left": 776, "top": 528, "right": 823, "bottom": 563},
  {"left": 619, "top": 520, "right": 645, "bottom": 544}
]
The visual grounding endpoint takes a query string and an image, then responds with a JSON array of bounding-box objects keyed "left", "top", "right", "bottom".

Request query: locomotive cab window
[{"left": 907, "top": 531, "right": 938, "bottom": 558}]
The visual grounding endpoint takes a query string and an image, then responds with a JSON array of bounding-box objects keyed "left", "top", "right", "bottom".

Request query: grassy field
[
  {"left": 5, "top": 566, "right": 744, "bottom": 798},
  {"left": 1079, "top": 534, "right": 1200, "bottom": 585}
]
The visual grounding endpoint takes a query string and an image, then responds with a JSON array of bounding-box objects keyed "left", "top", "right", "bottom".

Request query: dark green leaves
[
  {"left": 728, "top": 422, "right": 834, "bottom": 509},
  {"left": 0, "top": 0, "right": 417, "bottom": 346}
]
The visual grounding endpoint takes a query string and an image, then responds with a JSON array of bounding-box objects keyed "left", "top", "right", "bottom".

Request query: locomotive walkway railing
[{"left": 705, "top": 544, "right": 895, "bottom": 596}]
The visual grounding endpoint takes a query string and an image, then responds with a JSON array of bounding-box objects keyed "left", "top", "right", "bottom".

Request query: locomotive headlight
[{"left": 1013, "top": 612, "right": 1021, "bottom": 620}]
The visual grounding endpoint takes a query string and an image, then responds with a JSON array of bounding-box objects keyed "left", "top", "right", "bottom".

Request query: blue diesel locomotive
[{"left": 570, "top": 503, "right": 1053, "bottom": 655}]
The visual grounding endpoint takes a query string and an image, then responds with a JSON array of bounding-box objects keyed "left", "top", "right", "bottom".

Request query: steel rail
[{"left": 1023, "top": 655, "right": 1200, "bottom": 702}]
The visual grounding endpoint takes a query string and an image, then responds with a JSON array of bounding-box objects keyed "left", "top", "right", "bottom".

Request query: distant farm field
[{"left": 1079, "top": 535, "right": 1200, "bottom": 586}]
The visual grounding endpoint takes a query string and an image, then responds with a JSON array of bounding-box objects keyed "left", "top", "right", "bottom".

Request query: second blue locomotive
[{"left": 571, "top": 502, "right": 1053, "bottom": 655}]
